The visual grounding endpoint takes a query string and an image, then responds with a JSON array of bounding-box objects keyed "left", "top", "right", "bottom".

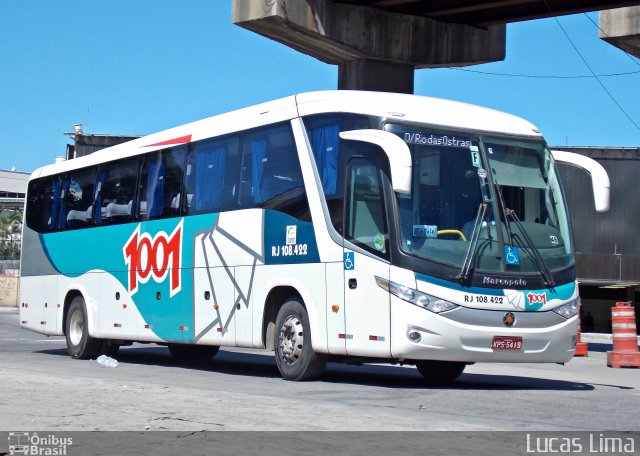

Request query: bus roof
[
  {"left": 296, "top": 91, "right": 542, "bottom": 138},
  {"left": 31, "top": 91, "right": 543, "bottom": 179}
]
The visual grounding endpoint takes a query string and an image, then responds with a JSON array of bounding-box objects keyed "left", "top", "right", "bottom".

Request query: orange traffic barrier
[
  {"left": 574, "top": 316, "right": 588, "bottom": 357},
  {"left": 606, "top": 302, "right": 640, "bottom": 368}
]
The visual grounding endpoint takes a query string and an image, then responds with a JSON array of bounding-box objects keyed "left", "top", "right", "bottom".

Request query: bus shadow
[
  {"left": 38, "top": 345, "right": 283, "bottom": 379},
  {"left": 320, "top": 365, "right": 595, "bottom": 391},
  {"left": 36, "top": 346, "right": 595, "bottom": 391}
]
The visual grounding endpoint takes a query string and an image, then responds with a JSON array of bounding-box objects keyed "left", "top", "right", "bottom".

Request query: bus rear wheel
[
  {"left": 168, "top": 344, "right": 219, "bottom": 363},
  {"left": 65, "top": 296, "right": 102, "bottom": 360},
  {"left": 274, "top": 298, "right": 326, "bottom": 381},
  {"left": 415, "top": 360, "right": 466, "bottom": 384}
]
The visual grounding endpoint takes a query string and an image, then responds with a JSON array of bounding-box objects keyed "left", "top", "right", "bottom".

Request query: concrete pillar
[
  {"left": 600, "top": 6, "right": 640, "bottom": 58},
  {"left": 232, "top": 0, "right": 506, "bottom": 94},
  {"left": 338, "top": 60, "right": 414, "bottom": 93}
]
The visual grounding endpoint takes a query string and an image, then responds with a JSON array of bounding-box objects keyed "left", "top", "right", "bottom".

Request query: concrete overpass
[{"left": 233, "top": 0, "right": 640, "bottom": 93}]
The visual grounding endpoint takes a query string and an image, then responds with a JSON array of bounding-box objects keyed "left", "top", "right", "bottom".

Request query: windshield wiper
[
  {"left": 492, "top": 179, "right": 554, "bottom": 287},
  {"left": 494, "top": 179, "right": 514, "bottom": 246},
  {"left": 504, "top": 208, "right": 555, "bottom": 287},
  {"left": 458, "top": 203, "right": 488, "bottom": 283}
]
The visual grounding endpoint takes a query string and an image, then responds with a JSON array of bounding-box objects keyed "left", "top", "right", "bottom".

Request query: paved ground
[{"left": 1, "top": 307, "right": 639, "bottom": 433}]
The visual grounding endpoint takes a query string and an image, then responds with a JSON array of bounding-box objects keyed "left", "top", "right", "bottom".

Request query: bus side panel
[
  {"left": 59, "top": 269, "right": 164, "bottom": 343},
  {"left": 19, "top": 226, "right": 59, "bottom": 335},
  {"left": 251, "top": 263, "right": 328, "bottom": 354},
  {"left": 325, "top": 262, "right": 346, "bottom": 355},
  {"left": 19, "top": 276, "right": 45, "bottom": 334},
  {"left": 234, "top": 266, "right": 254, "bottom": 347},
  {"left": 98, "top": 271, "right": 139, "bottom": 341},
  {"left": 192, "top": 264, "right": 237, "bottom": 346},
  {"left": 190, "top": 210, "right": 263, "bottom": 347},
  {"left": 42, "top": 275, "right": 59, "bottom": 335},
  {"left": 57, "top": 273, "right": 101, "bottom": 338}
]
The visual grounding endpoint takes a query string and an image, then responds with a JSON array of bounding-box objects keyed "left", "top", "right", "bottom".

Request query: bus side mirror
[
  {"left": 552, "top": 150, "right": 610, "bottom": 212},
  {"left": 339, "top": 130, "right": 412, "bottom": 195}
]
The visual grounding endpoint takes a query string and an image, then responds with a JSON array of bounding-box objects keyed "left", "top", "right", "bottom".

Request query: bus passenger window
[
  {"left": 238, "top": 123, "right": 311, "bottom": 221},
  {"left": 59, "top": 168, "right": 97, "bottom": 230},
  {"left": 185, "top": 135, "right": 239, "bottom": 215},
  {"left": 96, "top": 158, "right": 137, "bottom": 225},
  {"left": 138, "top": 147, "right": 186, "bottom": 220},
  {"left": 303, "top": 113, "right": 372, "bottom": 233},
  {"left": 26, "top": 176, "right": 61, "bottom": 233}
]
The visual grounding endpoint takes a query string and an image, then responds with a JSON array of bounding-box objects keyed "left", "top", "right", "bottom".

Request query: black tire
[
  {"left": 168, "top": 344, "right": 219, "bottom": 363},
  {"left": 415, "top": 360, "right": 466, "bottom": 384},
  {"left": 65, "top": 296, "right": 102, "bottom": 360},
  {"left": 274, "top": 298, "right": 326, "bottom": 381},
  {"left": 101, "top": 340, "right": 120, "bottom": 357}
]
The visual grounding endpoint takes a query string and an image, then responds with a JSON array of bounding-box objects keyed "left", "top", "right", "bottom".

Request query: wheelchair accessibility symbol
[
  {"left": 504, "top": 246, "right": 520, "bottom": 266},
  {"left": 344, "top": 252, "right": 355, "bottom": 270}
]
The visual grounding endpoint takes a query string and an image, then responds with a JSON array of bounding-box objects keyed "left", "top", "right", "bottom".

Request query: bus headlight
[
  {"left": 375, "top": 276, "right": 458, "bottom": 313},
  {"left": 552, "top": 298, "right": 581, "bottom": 319}
]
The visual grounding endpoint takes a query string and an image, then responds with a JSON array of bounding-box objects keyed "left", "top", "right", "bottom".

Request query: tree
[{"left": 0, "top": 211, "right": 22, "bottom": 261}]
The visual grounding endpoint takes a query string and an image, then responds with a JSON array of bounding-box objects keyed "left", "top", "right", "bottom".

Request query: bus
[{"left": 19, "top": 91, "right": 609, "bottom": 382}]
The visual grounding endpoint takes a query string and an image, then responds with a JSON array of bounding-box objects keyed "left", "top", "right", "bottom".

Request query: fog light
[{"left": 408, "top": 331, "right": 421, "bottom": 342}]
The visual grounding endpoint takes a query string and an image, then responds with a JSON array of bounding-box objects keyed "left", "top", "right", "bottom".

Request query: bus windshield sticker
[
  {"left": 286, "top": 225, "right": 297, "bottom": 245},
  {"left": 344, "top": 252, "right": 355, "bottom": 270},
  {"left": 374, "top": 233, "right": 385, "bottom": 251},
  {"left": 413, "top": 225, "right": 437, "bottom": 238},
  {"left": 470, "top": 148, "right": 481, "bottom": 168},
  {"left": 504, "top": 246, "right": 520, "bottom": 266}
]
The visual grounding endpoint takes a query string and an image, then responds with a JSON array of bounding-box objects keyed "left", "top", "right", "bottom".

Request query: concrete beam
[
  {"left": 232, "top": 0, "right": 505, "bottom": 92},
  {"left": 600, "top": 6, "right": 640, "bottom": 58}
]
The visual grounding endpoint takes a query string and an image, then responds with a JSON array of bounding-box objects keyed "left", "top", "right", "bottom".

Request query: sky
[{"left": 1, "top": 1, "right": 639, "bottom": 174}]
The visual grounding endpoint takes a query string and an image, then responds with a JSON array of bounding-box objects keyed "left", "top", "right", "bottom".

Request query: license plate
[{"left": 491, "top": 336, "right": 523, "bottom": 350}]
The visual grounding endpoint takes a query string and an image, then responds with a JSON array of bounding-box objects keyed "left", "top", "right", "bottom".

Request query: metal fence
[{"left": 0, "top": 260, "right": 19, "bottom": 276}]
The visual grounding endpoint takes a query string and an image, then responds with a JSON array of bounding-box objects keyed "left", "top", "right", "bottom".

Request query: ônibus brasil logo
[{"left": 123, "top": 220, "right": 183, "bottom": 297}]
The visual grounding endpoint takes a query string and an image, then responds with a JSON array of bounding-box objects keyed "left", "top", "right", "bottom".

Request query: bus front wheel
[
  {"left": 274, "top": 298, "right": 326, "bottom": 381},
  {"left": 415, "top": 360, "right": 466, "bottom": 384},
  {"left": 65, "top": 296, "right": 102, "bottom": 360}
]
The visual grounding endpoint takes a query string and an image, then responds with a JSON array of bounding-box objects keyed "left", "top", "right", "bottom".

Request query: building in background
[
  {"left": 0, "top": 168, "right": 29, "bottom": 264},
  {"left": 0, "top": 168, "right": 29, "bottom": 211},
  {"left": 64, "top": 124, "right": 139, "bottom": 160},
  {"left": 555, "top": 146, "right": 640, "bottom": 332},
  {"left": 0, "top": 168, "right": 28, "bottom": 306}
]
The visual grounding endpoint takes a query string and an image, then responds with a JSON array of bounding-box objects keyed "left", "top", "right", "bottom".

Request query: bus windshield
[{"left": 386, "top": 123, "right": 573, "bottom": 275}]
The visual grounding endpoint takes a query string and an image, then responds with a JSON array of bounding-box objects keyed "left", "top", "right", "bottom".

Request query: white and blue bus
[{"left": 20, "top": 91, "right": 609, "bottom": 382}]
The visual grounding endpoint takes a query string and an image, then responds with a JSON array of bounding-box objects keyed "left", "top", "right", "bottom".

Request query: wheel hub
[
  {"left": 278, "top": 315, "right": 304, "bottom": 366},
  {"left": 69, "top": 309, "right": 84, "bottom": 347}
]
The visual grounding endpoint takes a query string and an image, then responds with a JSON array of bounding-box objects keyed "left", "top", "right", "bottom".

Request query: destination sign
[{"left": 403, "top": 132, "right": 471, "bottom": 148}]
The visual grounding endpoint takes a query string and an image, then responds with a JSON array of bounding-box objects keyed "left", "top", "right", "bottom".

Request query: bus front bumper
[{"left": 390, "top": 298, "right": 578, "bottom": 364}]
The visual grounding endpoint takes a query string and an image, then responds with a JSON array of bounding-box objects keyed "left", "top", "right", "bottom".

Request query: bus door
[{"left": 343, "top": 157, "right": 391, "bottom": 357}]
